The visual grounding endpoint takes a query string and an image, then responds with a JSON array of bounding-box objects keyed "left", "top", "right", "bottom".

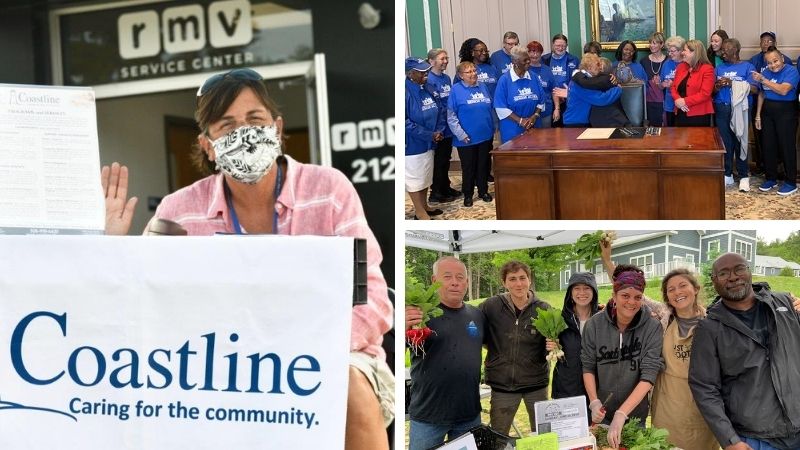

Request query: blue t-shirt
[
  {"left": 612, "top": 60, "right": 648, "bottom": 85},
  {"left": 660, "top": 59, "right": 679, "bottom": 112},
  {"left": 426, "top": 71, "right": 454, "bottom": 137},
  {"left": 447, "top": 81, "right": 494, "bottom": 147},
  {"left": 529, "top": 64, "right": 556, "bottom": 122},
  {"left": 494, "top": 71, "right": 546, "bottom": 143},
  {"left": 544, "top": 52, "right": 579, "bottom": 90},
  {"left": 490, "top": 49, "right": 513, "bottom": 76},
  {"left": 749, "top": 52, "right": 793, "bottom": 73},
  {"left": 476, "top": 63, "right": 499, "bottom": 99},
  {"left": 405, "top": 78, "right": 442, "bottom": 156},
  {"left": 761, "top": 64, "right": 800, "bottom": 102},
  {"left": 714, "top": 61, "right": 756, "bottom": 105}
]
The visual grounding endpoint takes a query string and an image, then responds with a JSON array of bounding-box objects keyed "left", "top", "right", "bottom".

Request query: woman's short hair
[
  {"left": 510, "top": 45, "right": 529, "bottom": 62},
  {"left": 615, "top": 40, "right": 638, "bottom": 61},
  {"left": 765, "top": 45, "right": 783, "bottom": 59},
  {"left": 527, "top": 40, "right": 544, "bottom": 54},
  {"left": 426, "top": 48, "right": 447, "bottom": 62},
  {"left": 665, "top": 35, "right": 686, "bottom": 51},
  {"left": 551, "top": 33, "right": 569, "bottom": 45},
  {"left": 193, "top": 71, "right": 282, "bottom": 175},
  {"left": 456, "top": 61, "right": 475, "bottom": 75},
  {"left": 583, "top": 41, "right": 602, "bottom": 55},
  {"left": 649, "top": 32, "right": 666, "bottom": 44},
  {"left": 686, "top": 39, "right": 711, "bottom": 67},
  {"left": 579, "top": 52, "right": 601, "bottom": 70}
]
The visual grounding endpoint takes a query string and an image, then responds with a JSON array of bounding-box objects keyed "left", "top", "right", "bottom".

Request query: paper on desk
[
  {"left": 0, "top": 83, "right": 104, "bottom": 234},
  {"left": 576, "top": 128, "right": 615, "bottom": 139}
]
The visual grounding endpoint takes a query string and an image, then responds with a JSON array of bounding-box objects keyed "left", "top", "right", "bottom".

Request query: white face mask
[{"left": 211, "top": 125, "right": 281, "bottom": 184}]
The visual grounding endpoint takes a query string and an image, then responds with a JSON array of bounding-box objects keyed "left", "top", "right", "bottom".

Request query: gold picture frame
[{"left": 591, "top": 0, "right": 664, "bottom": 51}]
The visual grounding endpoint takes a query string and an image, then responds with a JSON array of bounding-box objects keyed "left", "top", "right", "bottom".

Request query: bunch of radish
[
  {"left": 405, "top": 269, "right": 443, "bottom": 357},
  {"left": 575, "top": 230, "right": 618, "bottom": 270},
  {"left": 532, "top": 307, "right": 567, "bottom": 362}
]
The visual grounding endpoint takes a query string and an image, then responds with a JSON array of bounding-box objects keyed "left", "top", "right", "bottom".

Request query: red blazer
[{"left": 670, "top": 62, "right": 715, "bottom": 116}]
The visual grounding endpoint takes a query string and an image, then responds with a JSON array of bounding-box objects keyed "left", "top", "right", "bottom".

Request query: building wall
[{"left": 406, "top": 0, "right": 709, "bottom": 78}]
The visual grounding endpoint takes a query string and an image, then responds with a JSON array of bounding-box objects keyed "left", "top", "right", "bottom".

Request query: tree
[
  {"left": 700, "top": 249, "right": 721, "bottom": 305},
  {"left": 405, "top": 247, "right": 440, "bottom": 288},
  {"left": 779, "top": 266, "right": 794, "bottom": 277}
]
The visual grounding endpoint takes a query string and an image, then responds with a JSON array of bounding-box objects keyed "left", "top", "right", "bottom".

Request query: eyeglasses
[
  {"left": 713, "top": 264, "right": 750, "bottom": 280},
  {"left": 196, "top": 68, "right": 263, "bottom": 97},
  {"left": 473, "top": 48, "right": 489, "bottom": 54}
]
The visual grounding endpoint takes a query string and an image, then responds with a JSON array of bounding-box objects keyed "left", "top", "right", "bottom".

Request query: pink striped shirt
[{"left": 149, "top": 156, "right": 392, "bottom": 359}]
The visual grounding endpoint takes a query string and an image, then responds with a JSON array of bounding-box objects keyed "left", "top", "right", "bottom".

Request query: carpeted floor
[{"left": 405, "top": 172, "right": 800, "bottom": 220}]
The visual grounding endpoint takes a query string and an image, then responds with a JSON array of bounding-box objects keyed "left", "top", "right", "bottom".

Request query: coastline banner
[{"left": 0, "top": 235, "right": 353, "bottom": 449}]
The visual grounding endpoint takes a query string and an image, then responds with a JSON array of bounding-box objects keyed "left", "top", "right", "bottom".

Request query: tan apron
[{"left": 651, "top": 320, "right": 719, "bottom": 450}]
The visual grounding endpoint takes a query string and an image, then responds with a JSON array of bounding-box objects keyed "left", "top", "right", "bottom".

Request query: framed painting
[{"left": 591, "top": 0, "right": 664, "bottom": 50}]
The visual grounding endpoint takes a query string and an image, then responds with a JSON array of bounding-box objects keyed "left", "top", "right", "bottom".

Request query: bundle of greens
[
  {"left": 574, "top": 230, "right": 617, "bottom": 270},
  {"left": 531, "top": 307, "right": 567, "bottom": 362},
  {"left": 405, "top": 268, "right": 443, "bottom": 356},
  {"left": 592, "top": 419, "right": 672, "bottom": 450}
]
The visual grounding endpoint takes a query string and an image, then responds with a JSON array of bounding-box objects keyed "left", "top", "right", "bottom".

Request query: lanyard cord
[{"left": 224, "top": 164, "right": 283, "bottom": 235}]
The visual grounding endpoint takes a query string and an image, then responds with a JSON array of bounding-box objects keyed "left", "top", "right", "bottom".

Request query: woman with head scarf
[{"left": 581, "top": 264, "right": 664, "bottom": 449}]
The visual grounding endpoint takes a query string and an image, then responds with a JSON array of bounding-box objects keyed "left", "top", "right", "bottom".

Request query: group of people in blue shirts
[{"left": 405, "top": 29, "right": 800, "bottom": 220}]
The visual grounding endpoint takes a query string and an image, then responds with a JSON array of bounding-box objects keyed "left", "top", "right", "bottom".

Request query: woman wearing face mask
[
  {"left": 102, "top": 68, "right": 394, "bottom": 450},
  {"left": 581, "top": 265, "right": 664, "bottom": 449},
  {"left": 753, "top": 46, "right": 800, "bottom": 196}
]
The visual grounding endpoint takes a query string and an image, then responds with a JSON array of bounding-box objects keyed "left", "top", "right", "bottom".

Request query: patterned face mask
[{"left": 211, "top": 125, "right": 281, "bottom": 184}]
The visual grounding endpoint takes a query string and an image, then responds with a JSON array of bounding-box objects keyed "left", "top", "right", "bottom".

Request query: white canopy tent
[{"left": 405, "top": 230, "right": 667, "bottom": 255}]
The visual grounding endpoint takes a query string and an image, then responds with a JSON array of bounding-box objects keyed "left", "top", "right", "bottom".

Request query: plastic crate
[{"left": 430, "top": 424, "right": 516, "bottom": 450}]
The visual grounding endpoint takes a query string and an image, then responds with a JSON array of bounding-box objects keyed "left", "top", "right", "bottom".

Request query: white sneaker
[
  {"left": 724, "top": 175, "right": 735, "bottom": 187},
  {"left": 739, "top": 177, "right": 750, "bottom": 192}
]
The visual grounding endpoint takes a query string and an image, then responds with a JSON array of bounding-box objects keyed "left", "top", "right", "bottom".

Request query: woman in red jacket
[{"left": 671, "top": 39, "right": 715, "bottom": 126}]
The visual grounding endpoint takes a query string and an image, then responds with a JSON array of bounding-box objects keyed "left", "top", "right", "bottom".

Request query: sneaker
[
  {"left": 739, "top": 177, "right": 750, "bottom": 192},
  {"left": 777, "top": 183, "right": 797, "bottom": 196},
  {"left": 724, "top": 175, "right": 734, "bottom": 187},
  {"left": 759, "top": 180, "right": 778, "bottom": 191}
]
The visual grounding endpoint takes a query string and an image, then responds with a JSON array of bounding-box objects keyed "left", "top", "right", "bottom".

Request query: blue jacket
[
  {"left": 447, "top": 81, "right": 494, "bottom": 147},
  {"left": 426, "top": 71, "right": 454, "bottom": 138},
  {"left": 529, "top": 64, "right": 556, "bottom": 122},
  {"left": 542, "top": 52, "right": 579, "bottom": 89},
  {"left": 490, "top": 49, "right": 513, "bottom": 76},
  {"left": 564, "top": 75, "right": 623, "bottom": 126},
  {"left": 405, "top": 78, "right": 444, "bottom": 156}
]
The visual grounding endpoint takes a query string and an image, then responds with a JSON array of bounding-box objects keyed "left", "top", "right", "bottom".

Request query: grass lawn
[{"left": 403, "top": 275, "right": 799, "bottom": 448}]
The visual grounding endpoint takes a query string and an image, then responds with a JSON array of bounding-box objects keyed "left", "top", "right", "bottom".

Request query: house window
[
  {"left": 707, "top": 240, "right": 720, "bottom": 259},
  {"left": 564, "top": 268, "right": 571, "bottom": 286},
  {"left": 630, "top": 254, "right": 654, "bottom": 277},
  {"left": 685, "top": 254, "right": 694, "bottom": 264},
  {"left": 735, "top": 240, "right": 753, "bottom": 261}
]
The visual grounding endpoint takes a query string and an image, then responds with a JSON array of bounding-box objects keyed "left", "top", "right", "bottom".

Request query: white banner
[{"left": 0, "top": 235, "right": 353, "bottom": 449}]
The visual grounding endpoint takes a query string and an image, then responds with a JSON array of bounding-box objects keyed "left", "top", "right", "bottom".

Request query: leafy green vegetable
[
  {"left": 532, "top": 307, "right": 567, "bottom": 339},
  {"left": 574, "top": 230, "right": 616, "bottom": 270},
  {"left": 620, "top": 418, "right": 672, "bottom": 450},
  {"left": 405, "top": 267, "right": 443, "bottom": 328}
]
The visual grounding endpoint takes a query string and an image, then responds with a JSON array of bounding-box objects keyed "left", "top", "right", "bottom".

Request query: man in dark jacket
[
  {"left": 689, "top": 252, "right": 800, "bottom": 450},
  {"left": 479, "top": 260, "right": 551, "bottom": 435}
]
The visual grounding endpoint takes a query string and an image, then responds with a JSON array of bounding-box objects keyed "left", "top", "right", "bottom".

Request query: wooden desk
[{"left": 492, "top": 127, "right": 725, "bottom": 219}]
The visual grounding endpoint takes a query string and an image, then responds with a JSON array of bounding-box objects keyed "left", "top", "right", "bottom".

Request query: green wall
[{"left": 407, "top": 0, "right": 709, "bottom": 58}]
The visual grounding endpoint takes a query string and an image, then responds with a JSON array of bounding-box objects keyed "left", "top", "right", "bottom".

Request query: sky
[{"left": 756, "top": 222, "right": 799, "bottom": 244}]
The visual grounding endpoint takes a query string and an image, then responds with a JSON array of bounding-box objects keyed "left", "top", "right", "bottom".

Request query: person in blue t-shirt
[
  {"left": 457, "top": 38, "right": 499, "bottom": 100},
  {"left": 712, "top": 38, "right": 757, "bottom": 192},
  {"left": 612, "top": 40, "right": 648, "bottom": 84},
  {"left": 563, "top": 53, "right": 623, "bottom": 127},
  {"left": 447, "top": 62, "right": 495, "bottom": 207},
  {"left": 494, "top": 46, "right": 546, "bottom": 144},
  {"left": 527, "top": 40, "right": 557, "bottom": 128},
  {"left": 660, "top": 36, "right": 685, "bottom": 126},
  {"left": 753, "top": 46, "right": 800, "bottom": 196},
  {"left": 748, "top": 31, "right": 792, "bottom": 176},
  {"left": 425, "top": 48, "right": 461, "bottom": 204},
  {"left": 542, "top": 33, "right": 579, "bottom": 127},
  {"left": 490, "top": 31, "right": 519, "bottom": 76},
  {"left": 405, "top": 57, "right": 445, "bottom": 220}
]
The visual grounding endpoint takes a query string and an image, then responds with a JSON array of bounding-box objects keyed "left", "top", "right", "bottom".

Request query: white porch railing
[{"left": 595, "top": 260, "right": 699, "bottom": 285}]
